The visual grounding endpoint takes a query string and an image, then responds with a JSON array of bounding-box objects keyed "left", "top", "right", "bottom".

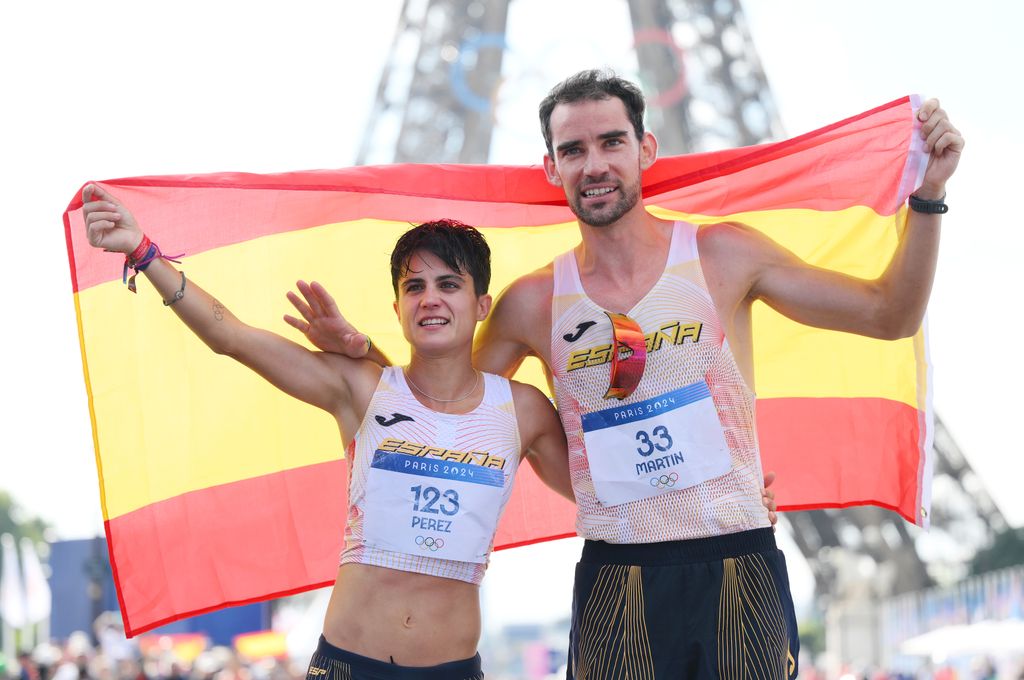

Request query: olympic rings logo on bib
[
  {"left": 649, "top": 472, "right": 679, "bottom": 489},
  {"left": 415, "top": 536, "right": 445, "bottom": 551}
]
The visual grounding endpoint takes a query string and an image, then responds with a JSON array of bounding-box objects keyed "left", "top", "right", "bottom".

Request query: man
[
  {"left": 485, "top": 71, "right": 959, "bottom": 678},
  {"left": 80, "top": 187, "right": 574, "bottom": 678},
  {"left": 314, "top": 70, "right": 961, "bottom": 678}
]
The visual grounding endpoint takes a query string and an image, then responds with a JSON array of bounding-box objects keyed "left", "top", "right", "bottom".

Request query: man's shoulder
[
  {"left": 496, "top": 261, "right": 555, "bottom": 311},
  {"left": 695, "top": 220, "right": 757, "bottom": 250},
  {"left": 695, "top": 220, "right": 770, "bottom": 271},
  {"left": 475, "top": 262, "right": 556, "bottom": 370}
]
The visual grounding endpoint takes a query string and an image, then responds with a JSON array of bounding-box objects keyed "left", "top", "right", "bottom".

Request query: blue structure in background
[{"left": 49, "top": 538, "right": 269, "bottom": 646}]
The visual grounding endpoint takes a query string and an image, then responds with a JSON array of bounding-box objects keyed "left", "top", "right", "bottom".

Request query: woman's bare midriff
[{"left": 321, "top": 563, "right": 481, "bottom": 666}]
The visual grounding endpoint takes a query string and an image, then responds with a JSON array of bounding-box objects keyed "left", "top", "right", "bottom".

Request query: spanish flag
[{"left": 64, "top": 95, "right": 931, "bottom": 635}]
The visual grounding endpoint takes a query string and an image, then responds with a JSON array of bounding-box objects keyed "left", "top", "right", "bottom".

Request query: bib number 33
[
  {"left": 581, "top": 381, "right": 733, "bottom": 506},
  {"left": 635, "top": 425, "right": 673, "bottom": 456}
]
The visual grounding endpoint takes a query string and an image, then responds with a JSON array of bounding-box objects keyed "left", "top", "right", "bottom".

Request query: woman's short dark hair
[{"left": 390, "top": 219, "right": 491, "bottom": 296}]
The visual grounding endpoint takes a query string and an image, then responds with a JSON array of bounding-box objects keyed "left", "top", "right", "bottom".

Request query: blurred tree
[
  {"left": 969, "top": 527, "right": 1024, "bottom": 575},
  {"left": 0, "top": 491, "right": 48, "bottom": 543},
  {"left": 798, "top": 618, "right": 826, "bottom": 658}
]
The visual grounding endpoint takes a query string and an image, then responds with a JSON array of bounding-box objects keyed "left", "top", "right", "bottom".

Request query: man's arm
[
  {"left": 82, "top": 184, "right": 372, "bottom": 422},
  {"left": 473, "top": 266, "right": 553, "bottom": 377},
  {"left": 703, "top": 99, "right": 962, "bottom": 340}
]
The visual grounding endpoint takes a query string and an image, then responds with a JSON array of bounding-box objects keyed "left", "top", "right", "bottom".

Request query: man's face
[
  {"left": 393, "top": 250, "right": 491, "bottom": 355},
  {"left": 543, "top": 97, "right": 656, "bottom": 227}
]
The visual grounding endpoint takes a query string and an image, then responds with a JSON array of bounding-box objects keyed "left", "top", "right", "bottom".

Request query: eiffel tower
[{"left": 360, "top": 0, "right": 1006, "bottom": 614}]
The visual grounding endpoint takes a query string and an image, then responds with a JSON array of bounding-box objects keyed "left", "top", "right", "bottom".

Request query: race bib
[
  {"left": 363, "top": 450, "right": 506, "bottom": 563},
  {"left": 582, "top": 381, "right": 732, "bottom": 506}
]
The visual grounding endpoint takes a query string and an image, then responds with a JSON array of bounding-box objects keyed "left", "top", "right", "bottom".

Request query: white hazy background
[{"left": 1, "top": 0, "right": 1019, "bottom": 629}]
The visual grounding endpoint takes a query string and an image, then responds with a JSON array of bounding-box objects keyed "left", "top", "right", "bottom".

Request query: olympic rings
[
  {"left": 449, "top": 33, "right": 509, "bottom": 113},
  {"left": 631, "top": 28, "right": 688, "bottom": 108},
  {"left": 649, "top": 471, "right": 680, "bottom": 489},
  {"left": 450, "top": 28, "right": 688, "bottom": 118},
  {"left": 415, "top": 536, "right": 445, "bottom": 551}
]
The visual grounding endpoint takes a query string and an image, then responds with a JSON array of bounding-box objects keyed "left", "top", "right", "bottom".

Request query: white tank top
[
  {"left": 340, "top": 367, "right": 522, "bottom": 584},
  {"left": 550, "top": 221, "right": 770, "bottom": 543}
]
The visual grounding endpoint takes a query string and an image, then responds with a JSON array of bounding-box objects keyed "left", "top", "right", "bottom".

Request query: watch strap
[{"left": 909, "top": 193, "right": 948, "bottom": 214}]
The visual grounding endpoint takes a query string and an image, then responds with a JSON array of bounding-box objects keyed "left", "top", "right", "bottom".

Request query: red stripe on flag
[
  {"left": 758, "top": 397, "right": 922, "bottom": 523},
  {"left": 106, "top": 460, "right": 347, "bottom": 636},
  {"left": 105, "top": 454, "right": 574, "bottom": 635},
  {"left": 641, "top": 95, "right": 916, "bottom": 214},
  {"left": 65, "top": 97, "right": 911, "bottom": 212},
  {"left": 65, "top": 97, "right": 916, "bottom": 292}
]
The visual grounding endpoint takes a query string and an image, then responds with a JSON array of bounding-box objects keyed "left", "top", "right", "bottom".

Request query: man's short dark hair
[
  {"left": 538, "top": 69, "right": 647, "bottom": 157},
  {"left": 391, "top": 219, "right": 491, "bottom": 296}
]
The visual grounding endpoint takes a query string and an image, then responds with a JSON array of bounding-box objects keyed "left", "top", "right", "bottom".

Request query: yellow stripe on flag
[
  {"left": 83, "top": 219, "right": 579, "bottom": 519},
  {"left": 651, "top": 205, "right": 918, "bottom": 405}
]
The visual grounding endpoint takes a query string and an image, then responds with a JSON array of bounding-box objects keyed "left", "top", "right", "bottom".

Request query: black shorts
[
  {"left": 567, "top": 528, "right": 799, "bottom": 680},
  {"left": 306, "top": 635, "right": 484, "bottom": 680}
]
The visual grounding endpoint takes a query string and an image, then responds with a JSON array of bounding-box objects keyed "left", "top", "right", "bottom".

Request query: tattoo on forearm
[{"left": 213, "top": 302, "right": 225, "bottom": 321}]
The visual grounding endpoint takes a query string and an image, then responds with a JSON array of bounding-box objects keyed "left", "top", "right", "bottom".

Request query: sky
[{"left": 1, "top": 0, "right": 1020, "bottom": 626}]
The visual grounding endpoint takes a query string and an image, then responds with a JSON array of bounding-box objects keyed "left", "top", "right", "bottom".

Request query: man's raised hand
[
  {"left": 284, "top": 280, "right": 370, "bottom": 358},
  {"left": 82, "top": 184, "right": 143, "bottom": 254},
  {"left": 916, "top": 98, "right": 964, "bottom": 198}
]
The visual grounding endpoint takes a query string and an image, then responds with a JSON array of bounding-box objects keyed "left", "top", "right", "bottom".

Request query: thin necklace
[{"left": 404, "top": 368, "right": 481, "bottom": 403}]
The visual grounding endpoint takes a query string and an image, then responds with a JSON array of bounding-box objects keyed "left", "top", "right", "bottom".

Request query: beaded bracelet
[{"left": 163, "top": 272, "right": 186, "bottom": 306}]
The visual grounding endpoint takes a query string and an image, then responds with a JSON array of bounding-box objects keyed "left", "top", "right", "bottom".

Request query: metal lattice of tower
[
  {"left": 360, "top": 0, "right": 782, "bottom": 163},
  {"left": 356, "top": 0, "right": 510, "bottom": 165},
  {"left": 626, "top": 0, "right": 783, "bottom": 154}
]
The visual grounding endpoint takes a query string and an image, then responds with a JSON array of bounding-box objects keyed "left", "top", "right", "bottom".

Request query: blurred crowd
[
  {"left": 6, "top": 623, "right": 1024, "bottom": 680},
  {"left": 791, "top": 658, "right": 1024, "bottom": 680},
  {"left": 4, "top": 630, "right": 305, "bottom": 680}
]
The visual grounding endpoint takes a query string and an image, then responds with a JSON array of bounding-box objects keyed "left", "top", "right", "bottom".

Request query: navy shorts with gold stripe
[
  {"left": 567, "top": 528, "right": 799, "bottom": 680},
  {"left": 306, "top": 636, "right": 484, "bottom": 680}
]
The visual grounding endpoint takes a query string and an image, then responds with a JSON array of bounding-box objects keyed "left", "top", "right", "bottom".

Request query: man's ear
[
  {"left": 543, "top": 154, "right": 562, "bottom": 187},
  {"left": 393, "top": 299, "right": 400, "bottom": 320},
  {"left": 640, "top": 131, "right": 658, "bottom": 171}
]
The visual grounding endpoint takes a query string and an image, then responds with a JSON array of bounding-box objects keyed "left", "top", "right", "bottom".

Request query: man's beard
[{"left": 568, "top": 178, "right": 641, "bottom": 228}]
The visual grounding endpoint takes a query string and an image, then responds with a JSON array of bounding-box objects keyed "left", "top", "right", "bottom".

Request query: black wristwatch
[{"left": 908, "top": 193, "right": 948, "bottom": 214}]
